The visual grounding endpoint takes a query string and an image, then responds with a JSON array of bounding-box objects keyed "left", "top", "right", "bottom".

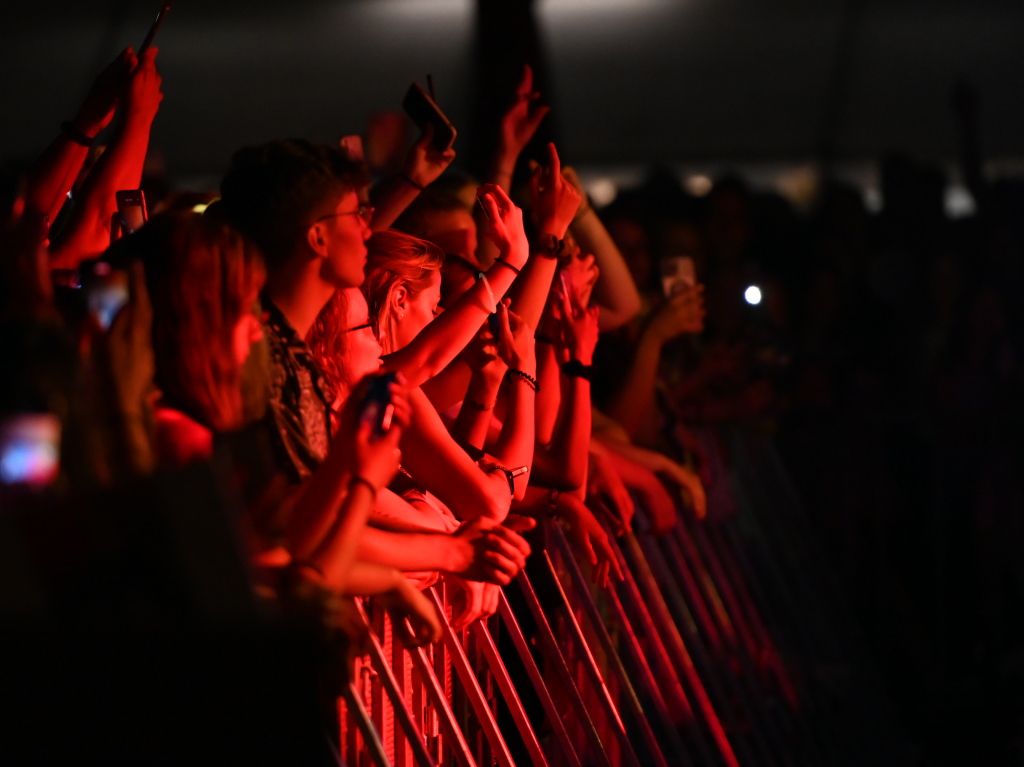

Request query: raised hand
[
  {"left": 645, "top": 284, "right": 705, "bottom": 344},
  {"left": 477, "top": 183, "right": 529, "bottom": 265},
  {"left": 497, "top": 65, "right": 550, "bottom": 170},
  {"left": 403, "top": 123, "right": 456, "bottom": 190},
  {"left": 655, "top": 457, "right": 707, "bottom": 520},
  {"left": 75, "top": 48, "right": 134, "bottom": 136},
  {"left": 124, "top": 47, "right": 163, "bottom": 125},
  {"left": 561, "top": 166, "right": 593, "bottom": 224},
  {"left": 494, "top": 299, "right": 535, "bottom": 374},
  {"left": 528, "top": 143, "right": 580, "bottom": 240},
  {"left": 105, "top": 260, "right": 154, "bottom": 420},
  {"left": 552, "top": 276, "right": 600, "bottom": 365}
]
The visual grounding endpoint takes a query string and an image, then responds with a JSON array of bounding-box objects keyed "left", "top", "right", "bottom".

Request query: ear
[
  {"left": 306, "top": 222, "right": 330, "bottom": 258},
  {"left": 390, "top": 284, "right": 408, "bottom": 314}
]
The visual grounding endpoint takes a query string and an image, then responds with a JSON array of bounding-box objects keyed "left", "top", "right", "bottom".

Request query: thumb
[{"left": 504, "top": 514, "right": 537, "bottom": 533}]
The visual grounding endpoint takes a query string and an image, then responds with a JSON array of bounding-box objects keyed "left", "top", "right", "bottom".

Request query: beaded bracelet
[{"left": 507, "top": 368, "right": 539, "bottom": 393}]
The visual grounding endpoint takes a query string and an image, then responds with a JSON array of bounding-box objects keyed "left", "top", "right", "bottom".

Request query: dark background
[{"left": 2, "top": 0, "right": 1023, "bottom": 174}]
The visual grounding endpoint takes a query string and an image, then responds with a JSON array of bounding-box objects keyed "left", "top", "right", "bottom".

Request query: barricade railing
[{"left": 336, "top": 425, "right": 883, "bottom": 766}]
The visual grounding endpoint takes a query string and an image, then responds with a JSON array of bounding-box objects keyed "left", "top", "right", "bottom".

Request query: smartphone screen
[
  {"left": 138, "top": 3, "right": 171, "bottom": 56},
  {"left": 0, "top": 414, "right": 61, "bottom": 487},
  {"left": 660, "top": 255, "right": 696, "bottom": 297},
  {"left": 359, "top": 372, "right": 397, "bottom": 441},
  {"left": 85, "top": 263, "right": 130, "bottom": 330},
  {"left": 115, "top": 189, "right": 148, "bottom": 236},
  {"left": 402, "top": 83, "right": 457, "bottom": 153}
]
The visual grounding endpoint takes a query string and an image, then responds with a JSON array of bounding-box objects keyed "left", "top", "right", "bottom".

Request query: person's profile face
[
  {"left": 343, "top": 288, "right": 383, "bottom": 382},
  {"left": 318, "top": 189, "right": 372, "bottom": 289},
  {"left": 393, "top": 271, "right": 442, "bottom": 350}
]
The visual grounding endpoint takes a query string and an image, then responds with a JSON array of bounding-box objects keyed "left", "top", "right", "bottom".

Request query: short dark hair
[{"left": 219, "top": 138, "right": 369, "bottom": 270}]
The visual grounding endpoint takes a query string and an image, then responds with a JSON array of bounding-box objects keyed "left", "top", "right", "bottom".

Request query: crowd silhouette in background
[{"left": 2, "top": 31, "right": 1023, "bottom": 767}]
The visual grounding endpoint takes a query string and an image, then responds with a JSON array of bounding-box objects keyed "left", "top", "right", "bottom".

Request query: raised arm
[
  {"left": 506, "top": 143, "right": 580, "bottom": 330},
  {"left": 371, "top": 124, "right": 456, "bottom": 231},
  {"left": 24, "top": 49, "right": 132, "bottom": 224},
  {"left": 382, "top": 185, "right": 528, "bottom": 387},
  {"left": 49, "top": 48, "right": 163, "bottom": 270},
  {"left": 562, "top": 166, "right": 641, "bottom": 331},
  {"left": 529, "top": 285, "right": 597, "bottom": 490},
  {"left": 606, "top": 285, "right": 704, "bottom": 438}
]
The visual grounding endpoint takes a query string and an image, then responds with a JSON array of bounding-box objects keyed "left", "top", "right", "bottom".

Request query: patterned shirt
[{"left": 261, "top": 296, "right": 334, "bottom": 483}]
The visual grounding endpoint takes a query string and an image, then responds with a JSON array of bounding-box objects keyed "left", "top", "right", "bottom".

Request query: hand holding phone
[
  {"left": 402, "top": 82, "right": 456, "bottom": 154},
  {"left": 138, "top": 3, "right": 171, "bottom": 56},
  {"left": 660, "top": 255, "right": 696, "bottom": 297},
  {"left": 359, "top": 372, "right": 398, "bottom": 441},
  {"left": 115, "top": 189, "right": 148, "bottom": 236}
]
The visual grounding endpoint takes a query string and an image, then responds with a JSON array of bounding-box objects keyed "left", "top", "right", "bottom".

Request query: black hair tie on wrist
[
  {"left": 61, "top": 121, "right": 95, "bottom": 147},
  {"left": 561, "top": 359, "right": 593, "bottom": 382},
  {"left": 507, "top": 368, "right": 539, "bottom": 393},
  {"left": 493, "top": 257, "right": 521, "bottom": 275},
  {"left": 400, "top": 173, "right": 425, "bottom": 191}
]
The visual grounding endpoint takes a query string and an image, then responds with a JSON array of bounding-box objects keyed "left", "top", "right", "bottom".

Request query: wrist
[
  {"left": 568, "top": 348, "right": 595, "bottom": 366},
  {"left": 538, "top": 221, "right": 570, "bottom": 240},
  {"left": 70, "top": 114, "right": 105, "bottom": 139}
]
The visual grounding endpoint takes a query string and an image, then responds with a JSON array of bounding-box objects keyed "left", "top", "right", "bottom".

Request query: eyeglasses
[
  {"left": 316, "top": 203, "right": 375, "bottom": 225},
  {"left": 343, "top": 321, "right": 374, "bottom": 334}
]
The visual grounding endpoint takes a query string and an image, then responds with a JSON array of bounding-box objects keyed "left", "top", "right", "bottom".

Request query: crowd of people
[{"left": 3, "top": 34, "right": 1022, "bottom": 765}]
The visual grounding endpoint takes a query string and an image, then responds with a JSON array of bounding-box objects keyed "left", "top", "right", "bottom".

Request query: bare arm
[
  {"left": 371, "top": 124, "right": 456, "bottom": 231},
  {"left": 24, "top": 50, "right": 132, "bottom": 224},
  {"left": 383, "top": 185, "right": 528, "bottom": 388},
  {"left": 50, "top": 48, "right": 163, "bottom": 270},
  {"left": 563, "top": 167, "right": 641, "bottom": 331}
]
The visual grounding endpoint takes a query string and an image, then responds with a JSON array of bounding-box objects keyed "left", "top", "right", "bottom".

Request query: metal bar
[
  {"left": 496, "top": 590, "right": 584, "bottom": 767},
  {"left": 535, "top": 548, "right": 643, "bottom": 767},
  {"left": 515, "top": 570, "right": 615, "bottom": 767},
  {"left": 471, "top": 617, "right": 551, "bottom": 767},
  {"left": 354, "top": 601, "right": 436, "bottom": 767},
  {"left": 343, "top": 682, "right": 393, "bottom": 767},
  {"left": 427, "top": 587, "right": 516, "bottom": 767},
  {"left": 401, "top": 615, "right": 478, "bottom": 767},
  {"left": 620, "top": 530, "right": 743, "bottom": 767},
  {"left": 548, "top": 523, "right": 680, "bottom": 767}
]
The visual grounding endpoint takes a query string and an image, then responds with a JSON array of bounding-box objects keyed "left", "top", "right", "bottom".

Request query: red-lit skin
[
  {"left": 562, "top": 165, "right": 643, "bottom": 332},
  {"left": 50, "top": 47, "right": 163, "bottom": 269},
  {"left": 267, "top": 188, "right": 372, "bottom": 341},
  {"left": 24, "top": 48, "right": 132, "bottom": 226},
  {"left": 369, "top": 123, "right": 457, "bottom": 232},
  {"left": 606, "top": 282, "right": 705, "bottom": 441}
]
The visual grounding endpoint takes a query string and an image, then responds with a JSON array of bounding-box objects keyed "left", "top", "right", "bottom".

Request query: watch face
[{"left": 538, "top": 233, "right": 561, "bottom": 256}]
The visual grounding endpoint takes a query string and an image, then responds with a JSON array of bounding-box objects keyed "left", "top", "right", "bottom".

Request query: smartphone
[
  {"left": 138, "top": 3, "right": 171, "bottom": 56},
  {"left": 85, "top": 261, "right": 129, "bottom": 330},
  {"left": 660, "top": 255, "right": 696, "bottom": 297},
  {"left": 115, "top": 189, "right": 148, "bottom": 236},
  {"left": 359, "top": 372, "right": 398, "bottom": 441},
  {"left": 0, "top": 414, "right": 61, "bottom": 487},
  {"left": 402, "top": 82, "right": 457, "bottom": 153}
]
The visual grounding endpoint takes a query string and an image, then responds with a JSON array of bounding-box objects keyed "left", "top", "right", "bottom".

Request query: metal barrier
[{"left": 336, "top": 426, "right": 885, "bottom": 765}]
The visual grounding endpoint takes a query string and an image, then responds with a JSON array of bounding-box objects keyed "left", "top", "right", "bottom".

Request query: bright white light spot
[
  {"left": 192, "top": 203, "right": 210, "bottom": 214},
  {"left": 685, "top": 174, "right": 713, "bottom": 197},
  {"left": 944, "top": 184, "right": 976, "bottom": 219},
  {"left": 744, "top": 285, "right": 762, "bottom": 305},
  {"left": 587, "top": 178, "right": 618, "bottom": 208}
]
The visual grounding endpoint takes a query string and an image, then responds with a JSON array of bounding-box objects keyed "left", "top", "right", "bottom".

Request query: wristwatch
[{"left": 535, "top": 233, "right": 565, "bottom": 259}]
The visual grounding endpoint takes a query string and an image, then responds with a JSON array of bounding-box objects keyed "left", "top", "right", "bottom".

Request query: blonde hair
[{"left": 361, "top": 230, "right": 444, "bottom": 354}]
